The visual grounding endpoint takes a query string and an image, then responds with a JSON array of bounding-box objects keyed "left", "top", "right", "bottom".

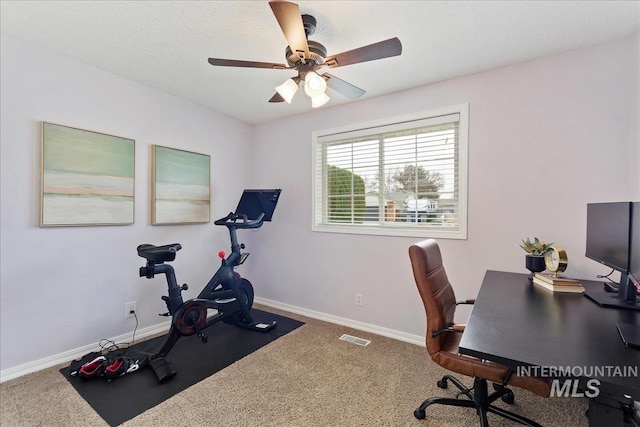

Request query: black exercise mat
[{"left": 60, "top": 309, "right": 304, "bottom": 426}]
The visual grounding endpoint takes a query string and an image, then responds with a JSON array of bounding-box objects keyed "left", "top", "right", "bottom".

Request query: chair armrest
[
  {"left": 431, "top": 323, "right": 466, "bottom": 338},
  {"left": 456, "top": 299, "right": 475, "bottom": 305},
  {"left": 452, "top": 324, "right": 465, "bottom": 332}
]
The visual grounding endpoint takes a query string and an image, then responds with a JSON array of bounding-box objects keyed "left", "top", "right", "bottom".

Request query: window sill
[{"left": 312, "top": 223, "right": 467, "bottom": 239}]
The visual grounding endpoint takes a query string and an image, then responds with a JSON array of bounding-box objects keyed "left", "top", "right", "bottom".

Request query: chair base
[{"left": 414, "top": 375, "right": 542, "bottom": 427}]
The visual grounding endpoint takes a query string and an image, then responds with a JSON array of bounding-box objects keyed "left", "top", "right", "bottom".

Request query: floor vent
[{"left": 339, "top": 334, "right": 371, "bottom": 346}]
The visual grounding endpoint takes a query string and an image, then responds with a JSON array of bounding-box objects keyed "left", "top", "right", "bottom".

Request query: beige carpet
[{"left": 0, "top": 305, "right": 587, "bottom": 426}]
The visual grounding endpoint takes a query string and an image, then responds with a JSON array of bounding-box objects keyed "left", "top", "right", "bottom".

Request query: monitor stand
[{"left": 584, "top": 282, "right": 640, "bottom": 312}]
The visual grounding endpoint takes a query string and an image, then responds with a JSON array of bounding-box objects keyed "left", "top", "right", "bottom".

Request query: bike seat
[{"left": 137, "top": 243, "right": 182, "bottom": 263}]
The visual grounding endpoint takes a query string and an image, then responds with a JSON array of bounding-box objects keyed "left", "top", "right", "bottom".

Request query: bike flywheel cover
[{"left": 175, "top": 301, "right": 207, "bottom": 336}]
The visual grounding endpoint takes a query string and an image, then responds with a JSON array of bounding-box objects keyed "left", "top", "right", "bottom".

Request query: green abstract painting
[
  {"left": 152, "top": 145, "right": 210, "bottom": 224},
  {"left": 41, "top": 122, "right": 135, "bottom": 226}
]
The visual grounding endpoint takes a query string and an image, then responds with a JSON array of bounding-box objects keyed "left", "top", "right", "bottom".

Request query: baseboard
[
  {"left": 0, "top": 320, "right": 171, "bottom": 383},
  {"left": 1, "top": 301, "right": 424, "bottom": 383},
  {"left": 255, "top": 297, "right": 425, "bottom": 347}
]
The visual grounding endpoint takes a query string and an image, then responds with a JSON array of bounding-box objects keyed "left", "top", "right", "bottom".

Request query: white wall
[
  {"left": 248, "top": 34, "right": 640, "bottom": 338},
  {"left": 1, "top": 33, "right": 638, "bottom": 376},
  {"left": 0, "top": 36, "right": 253, "bottom": 372}
]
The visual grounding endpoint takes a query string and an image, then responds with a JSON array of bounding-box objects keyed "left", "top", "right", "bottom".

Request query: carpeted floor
[{"left": 1, "top": 304, "right": 589, "bottom": 426}]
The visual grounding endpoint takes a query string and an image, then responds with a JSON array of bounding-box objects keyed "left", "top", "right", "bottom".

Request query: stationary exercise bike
[{"left": 136, "top": 189, "right": 281, "bottom": 383}]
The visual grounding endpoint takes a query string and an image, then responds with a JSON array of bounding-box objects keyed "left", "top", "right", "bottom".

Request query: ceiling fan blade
[
  {"left": 208, "top": 58, "right": 288, "bottom": 69},
  {"left": 269, "top": 92, "right": 285, "bottom": 103},
  {"left": 269, "top": 0, "right": 310, "bottom": 60},
  {"left": 323, "top": 73, "right": 366, "bottom": 100},
  {"left": 324, "top": 37, "right": 402, "bottom": 68}
]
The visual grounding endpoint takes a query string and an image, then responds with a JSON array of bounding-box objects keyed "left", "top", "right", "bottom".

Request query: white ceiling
[{"left": 1, "top": 1, "right": 638, "bottom": 124}]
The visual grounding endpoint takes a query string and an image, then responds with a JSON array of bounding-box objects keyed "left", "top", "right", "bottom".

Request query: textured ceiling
[{"left": 1, "top": 1, "right": 638, "bottom": 124}]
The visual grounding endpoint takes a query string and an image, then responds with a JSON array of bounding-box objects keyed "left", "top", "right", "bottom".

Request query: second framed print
[{"left": 152, "top": 145, "right": 210, "bottom": 224}]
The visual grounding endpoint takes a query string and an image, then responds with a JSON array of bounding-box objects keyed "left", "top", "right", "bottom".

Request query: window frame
[{"left": 312, "top": 103, "right": 468, "bottom": 239}]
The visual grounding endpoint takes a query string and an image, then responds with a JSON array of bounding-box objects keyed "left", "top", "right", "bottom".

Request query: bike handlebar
[{"left": 214, "top": 212, "right": 265, "bottom": 229}]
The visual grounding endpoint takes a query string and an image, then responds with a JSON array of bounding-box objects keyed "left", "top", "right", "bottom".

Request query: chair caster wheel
[
  {"left": 437, "top": 378, "right": 448, "bottom": 389},
  {"left": 414, "top": 409, "right": 426, "bottom": 419},
  {"left": 501, "top": 391, "right": 515, "bottom": 404}
]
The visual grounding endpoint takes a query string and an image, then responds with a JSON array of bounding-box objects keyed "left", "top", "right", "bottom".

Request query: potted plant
[{"left": 520, "top": 237, "right": 553, "bottom": 279}]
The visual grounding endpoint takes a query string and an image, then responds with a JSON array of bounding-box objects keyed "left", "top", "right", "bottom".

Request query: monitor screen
[
  {"left": 234, "top": 189, "right": 281, "bottom": 221},
  {"left": 585, "top": 202, "right": 631, "bottom": 272}
]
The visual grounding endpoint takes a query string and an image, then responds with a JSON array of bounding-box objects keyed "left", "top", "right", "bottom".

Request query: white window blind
[{"left": 312, "top": 104, "right": 468, "bottom": 239}]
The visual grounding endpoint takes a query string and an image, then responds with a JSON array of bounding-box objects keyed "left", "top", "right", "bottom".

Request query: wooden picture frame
[
  {"left": 152, "top": 145, "right": 210, "bottom": 225},
  {"left": 40, "top": 122, "right": 135, "bottom": 227}
]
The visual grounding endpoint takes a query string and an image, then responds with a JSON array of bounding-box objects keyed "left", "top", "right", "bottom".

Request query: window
[{"left": 312, "top": 104, "right": 468, "bottom": 239}]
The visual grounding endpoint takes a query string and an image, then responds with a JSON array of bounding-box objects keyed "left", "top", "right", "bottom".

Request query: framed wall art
[
  {"left": 40, "top": 122, "right": 135, "bottom": 227},
  {"left": 152, "top": 145, "right": 210, "bottom": 225}
]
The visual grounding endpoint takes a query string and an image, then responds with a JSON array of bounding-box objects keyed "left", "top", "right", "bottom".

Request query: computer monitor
[
  {"left": 583, "top": 201, "right": 638, "bottom": 310},
  {"left": 585, "top": 202, "right": 630, "bottom": 272},
  {"left": 234, "top": 189, "right": 281, "bottom": 221}
]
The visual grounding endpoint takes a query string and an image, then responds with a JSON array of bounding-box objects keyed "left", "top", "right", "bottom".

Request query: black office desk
[{"left": 459, "top": 271, "right": 640, "bottom": 400}]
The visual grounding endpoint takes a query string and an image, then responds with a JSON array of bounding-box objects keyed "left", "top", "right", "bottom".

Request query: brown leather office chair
[{"left": 409, "top": 239, "right": 550, "bottom": 427}]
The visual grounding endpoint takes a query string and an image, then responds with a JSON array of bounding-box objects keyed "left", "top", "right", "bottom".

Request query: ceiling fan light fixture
[
  {"left": 304, "top": 71, "right": 327, "bottom": 97},
  {"left": 275, "top": 78, "right": 299, "bottom": 104},
  {"left": 208, "top": 2, "right": 403, "bottom": 110},
  {"left": 311, "top": 93, "right": 330, "bottom": 108}
]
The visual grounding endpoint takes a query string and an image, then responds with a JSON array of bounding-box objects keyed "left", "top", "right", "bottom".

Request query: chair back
[{"left": 408, "top": 239, "right": 457, "bottom": 357}]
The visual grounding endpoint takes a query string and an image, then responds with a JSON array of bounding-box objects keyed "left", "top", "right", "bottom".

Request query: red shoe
[{"left": 78, "top": 356, "right": 106, "bottom": 379}]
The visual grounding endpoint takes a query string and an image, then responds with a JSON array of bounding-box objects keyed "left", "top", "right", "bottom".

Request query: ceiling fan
[{"left": 207, "top": 0, "right": 402, "bottom": 108}]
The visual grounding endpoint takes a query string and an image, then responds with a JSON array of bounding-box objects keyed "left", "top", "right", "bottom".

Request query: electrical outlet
[
  {"left": 355, "top": 293, "right": 363, "bottom": 306},
  {"left": 125, "top": 301, "right": 137, "bottom": 319}
]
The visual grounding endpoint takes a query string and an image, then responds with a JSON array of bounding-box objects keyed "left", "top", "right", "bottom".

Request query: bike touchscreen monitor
[{"left": 235, "top": 189, "right": 281, "bottom": 221}]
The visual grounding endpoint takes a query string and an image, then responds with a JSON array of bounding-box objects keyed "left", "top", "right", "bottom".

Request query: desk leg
[{"left": 588, "top": 396, "right": 624, "bottom": 427}]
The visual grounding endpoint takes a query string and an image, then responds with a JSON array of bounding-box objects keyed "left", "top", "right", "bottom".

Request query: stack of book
[{"left": 532, "top": 273, "right": 585, "bottom": 293}]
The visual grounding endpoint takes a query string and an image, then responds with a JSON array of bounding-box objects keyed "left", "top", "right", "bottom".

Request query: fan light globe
[
  {"left": 311, "top": 93, "right": 330, "bottom": 108},
  {"left": 304, "top": 72, "right": 327, "bottom": 97},
  {"left": 275, "top": 78, "right": 299, "bottom": 104}
]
